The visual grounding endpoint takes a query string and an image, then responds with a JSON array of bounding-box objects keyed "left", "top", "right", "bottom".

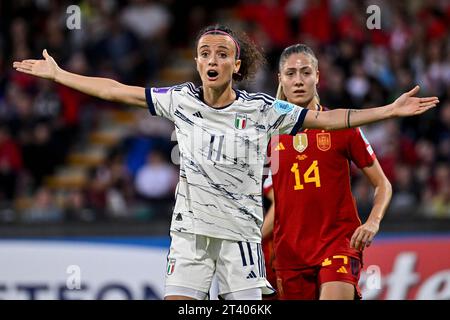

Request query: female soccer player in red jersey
[{"left": 262, "top": 44, "right": 393, "bottom": 300}]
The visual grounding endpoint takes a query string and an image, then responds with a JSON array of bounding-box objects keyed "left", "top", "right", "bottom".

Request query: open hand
[
  {"left": 392, "top": 86, "right": 439, "bottom": 117},
  {"left": 13, "top": 49, "right": 59, "bottom": 80}
]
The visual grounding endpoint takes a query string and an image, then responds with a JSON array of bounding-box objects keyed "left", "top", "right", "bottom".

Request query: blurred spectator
[
  {"left": 389, "top": 164, "right": 419, "bottom": 216},
  {"left": 296, "top": 0, "right": 332, "bottom": 44},
  {"left": 105, "top": 150, "right": 135, "bottom": 218},
  {"left": 423, "top": 163, "right": 450, "bottom": 218},
  {"left": 352, "top": 178, "right": 374, "bottom": 222},
  {"left": 0, "top": 124, "right": 23, "bottom": 201},
  {"left": 346, "top": 61, "right": 370, "bottom": 105},
  {"left": 85, "top": 165, "right": 110, "bottom": 220},
  {"left": 135, "top": 149, "right": 178, "bottom": 202},
  {"left": 120, "top": 0, "right": 171, "bottom": 41},
  {"left": 64, "top": 189, "right": 95, "bottom": 222},
  {"left": 120, "top": 0, "right": 172, "bottom": 80},
  {"left": 238, "top": 0, "right": 292, "bottom": 49},
  {"left": 22, "top": 121, "right": 58, "bottom": 188},
  {"left": 319, "top": 66, "right": 352, "bottom": 108},
  {"left": 22, "top": 187, "right": 63, "bottom": 222}
]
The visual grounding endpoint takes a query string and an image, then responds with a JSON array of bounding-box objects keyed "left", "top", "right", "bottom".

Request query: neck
[
  {"left": 307, "top": 96, "right": 320, "bottom": 110},
  {"left": 291, "top": 96, "right": 319, "bottom": 110},
  {"left": 203, "top": 84, "right": 236, "bottom": 108}
]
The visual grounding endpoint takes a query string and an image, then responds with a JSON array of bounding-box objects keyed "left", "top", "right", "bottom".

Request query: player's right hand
[
  {"left": 13, "top": 49, "right": 59, "bottom": 81},
  {"left": 350, "top": 220, "right": 380, "bottom": 251}
]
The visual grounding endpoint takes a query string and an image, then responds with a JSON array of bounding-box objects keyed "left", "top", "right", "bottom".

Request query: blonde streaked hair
[{"left": 277, "top": 44, "right": 320, "bottom": 105}]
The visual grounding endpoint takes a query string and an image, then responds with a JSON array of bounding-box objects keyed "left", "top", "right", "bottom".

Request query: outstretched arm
[
  {"left": 350, "top": 159, "right": 392, "bottom": 251},
  {"left": 13, "top": 49, "right": 147, "bottom": 108},
  {"left": 303, "top": 86, "right": 438, "bottom": 130}
]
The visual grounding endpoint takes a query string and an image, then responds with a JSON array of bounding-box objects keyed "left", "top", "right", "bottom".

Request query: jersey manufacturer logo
[
  {"left": 337, "top": 266, "right": 348, "bottom": 273},
  {"left": 235, "top": 113, "right": 247, "bottom": 129},
  {"left": 167, "top": 258, "right": 176, "bottom": 275},
  {"left": 275, "top": 142, "right": 285, "bottom": 151},
  {"left": 293, "top": 133, "right": 308, "bottom": 153},
  {"left": 193, "top": 111, "right": 203, "bottom": 118},
  {"left": 317, "top": 132, "right": 331, "bottom": 151}
]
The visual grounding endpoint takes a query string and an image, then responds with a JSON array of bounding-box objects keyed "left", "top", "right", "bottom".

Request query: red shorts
[{"left": 276, "top": 254, "right": 362, "bottom": 300}]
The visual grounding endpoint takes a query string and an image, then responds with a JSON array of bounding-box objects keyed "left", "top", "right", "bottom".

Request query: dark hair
[{"left": 195, "top": 24, "right": 266, "bottom": 82}]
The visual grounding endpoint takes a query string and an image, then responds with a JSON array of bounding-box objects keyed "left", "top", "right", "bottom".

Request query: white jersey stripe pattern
[{"left": 145, "top": 82, "right": 308, "bottom": 242}]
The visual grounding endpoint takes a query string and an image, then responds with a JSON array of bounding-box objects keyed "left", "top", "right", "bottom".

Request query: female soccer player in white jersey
[{"left": 13, "top": 25, "right": 438, "bottom": 300}]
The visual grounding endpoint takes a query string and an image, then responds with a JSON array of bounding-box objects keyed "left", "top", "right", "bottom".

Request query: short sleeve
[
  {"left": 348, "top": 127, "right": 376, "bottom": 169},
  {"left": 265, "top": 99, "right": 309, "bottom": 138},
  {"left": 145, "top": 86, "right": 177, "bottom": 121}
]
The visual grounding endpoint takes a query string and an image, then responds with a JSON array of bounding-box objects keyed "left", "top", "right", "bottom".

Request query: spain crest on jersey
[
  {"left": 317, "top": 132, "right": 331, "bottom": 151},
  {"left": 235, "top": 113, "right": 247, "bottom": 129},
  {"left": 293, "top": 133, "right": 308, "bottom": 153}
]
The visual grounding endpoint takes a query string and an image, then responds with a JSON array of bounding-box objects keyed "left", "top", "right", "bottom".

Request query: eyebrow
[
  {"left": 285, "top": 66, "right": 313, "bottom": 71},
  {"left": 199, "top": 45, "right": 231, "bottom": 51}
]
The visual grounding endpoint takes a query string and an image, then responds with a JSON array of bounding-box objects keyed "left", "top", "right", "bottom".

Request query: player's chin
[
  {"left": 288, "top": 96, "right": 310, "bottom": 107},
  {"left": 204, "top": 78, "right": 226, "bottom": 89}
]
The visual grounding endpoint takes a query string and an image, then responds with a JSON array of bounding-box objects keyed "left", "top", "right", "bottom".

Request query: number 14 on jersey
[{"left": 291, "top": 160, "right": 321, "bottom": 190}]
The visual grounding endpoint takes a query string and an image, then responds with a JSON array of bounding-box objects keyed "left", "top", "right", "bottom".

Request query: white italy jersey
[{"left": 145, "top": 82, "right": 308, "bottom": 242}]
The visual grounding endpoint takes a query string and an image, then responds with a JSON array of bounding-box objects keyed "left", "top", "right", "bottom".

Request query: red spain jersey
[{"left": 267, "top": 106, "right": 376, "bottom": 270}]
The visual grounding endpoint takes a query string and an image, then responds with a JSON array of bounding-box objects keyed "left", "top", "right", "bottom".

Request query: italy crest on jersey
[
  {"left": 235, "top": 113, "right": 247, "bottom": 129},
  {"left": 293, "top": 133, "right": 308, "bottom": 153},
  {"left": 317, "top": 132, "right": 331, "bottom": 151},
  {"left": 167, "top": 258, "right": 176, "bottom": 275}
]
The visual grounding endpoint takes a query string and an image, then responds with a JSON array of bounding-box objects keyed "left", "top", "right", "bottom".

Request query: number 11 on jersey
[{"left": 290, "top": 160, "right": 321, "bottom": 190}]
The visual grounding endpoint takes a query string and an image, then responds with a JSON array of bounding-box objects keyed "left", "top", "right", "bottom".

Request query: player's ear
[
  {"left": 316, "top": 69, "right": 320, "bottom": 85},
  {"left": 234, "top": 59, "right": 241, "bottom": 74},
  {"left": 278, "top": 73, "right": 281, "bottom": 82},
  {"left": 195, "top": 57, "right": 199, "bottom": 73}
]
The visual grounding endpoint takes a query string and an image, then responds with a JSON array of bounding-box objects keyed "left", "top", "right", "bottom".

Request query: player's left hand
[
  {"left": 350, "top": 220, "right": 380, "bottom": 251},
  {"left": 391, "top": 85, "right": 439, "bottom": 117}
]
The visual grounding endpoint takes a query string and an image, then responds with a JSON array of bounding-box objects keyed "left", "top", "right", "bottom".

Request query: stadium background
[{"left": 0, "top": 0, "right": 449, "bottom": 300}]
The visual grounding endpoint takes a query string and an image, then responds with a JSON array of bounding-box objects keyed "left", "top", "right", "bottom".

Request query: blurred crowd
[{"left": 0, "top": 0, "right": 449, "bottom": 224}]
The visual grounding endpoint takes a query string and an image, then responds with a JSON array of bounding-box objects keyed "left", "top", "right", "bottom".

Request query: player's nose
[
  {"left": 208, "top": 55, "right": 218, "bottom": 66},
  {"left": 294, "top": 75, "right": 303, "bottom": 86}
]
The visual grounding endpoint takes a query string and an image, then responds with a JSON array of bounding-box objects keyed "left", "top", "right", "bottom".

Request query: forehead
[
  {"left": 282, "top": 53, "right": 315, "bottom": 69},
  {"left": 197, "top": 34, "right": 236, "bottom": 52}
]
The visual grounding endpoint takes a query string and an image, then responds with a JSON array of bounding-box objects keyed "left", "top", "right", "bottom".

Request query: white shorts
[{"left": 164, "top": 231, "right": 275, "bottom": 298}]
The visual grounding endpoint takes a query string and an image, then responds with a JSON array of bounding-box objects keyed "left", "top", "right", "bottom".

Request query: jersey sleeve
[
  {"left": 145, "top": 85, "right": 182, "bottom": 121},
  {"left": 348, "top": 127, "right": 376, "bottom": 169},
  {"left": 265, "top": 99, "right": 309, "bottom": 138}
]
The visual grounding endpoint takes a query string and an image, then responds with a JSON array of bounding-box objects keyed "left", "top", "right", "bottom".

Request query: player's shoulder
[
  {"left": 150, "top": 82, "right": 199, "bottom": 94},
  {"left": 236, "top": 89, "right": 276, "bottom": 105},
  {"left": 170, "top": 82, "right": 200, "bottom": 94}
]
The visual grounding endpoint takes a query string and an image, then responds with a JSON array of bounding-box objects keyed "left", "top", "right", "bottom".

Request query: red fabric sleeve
[{"left": 347, "top": 128, "right": 376, "bottom": 169}]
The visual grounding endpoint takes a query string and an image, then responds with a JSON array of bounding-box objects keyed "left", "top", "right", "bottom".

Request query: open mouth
[{"left": 207, "top": 70, "right": 219, "bottom": 80}]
